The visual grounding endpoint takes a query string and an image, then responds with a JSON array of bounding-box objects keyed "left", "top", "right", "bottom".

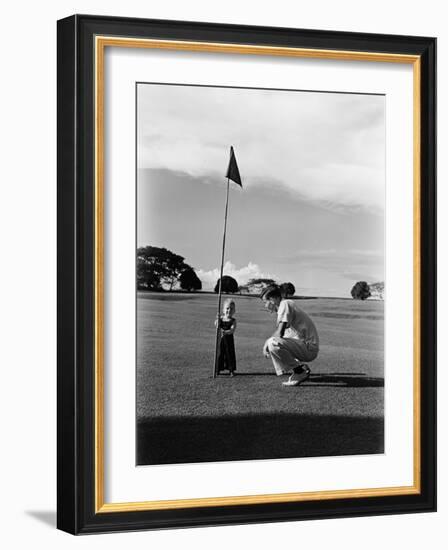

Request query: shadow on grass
[
  {"left": 216, "top": 372, "right": 384, "bottom": 387},
  {"left": 137, "top": 412, "right": 384, "bottom": 466},
  {"left": 219, "top": 372, "right": 277, "bottom": 376},
  {"left": 307, "top": 373, "right": 384, "bottom": 388}
]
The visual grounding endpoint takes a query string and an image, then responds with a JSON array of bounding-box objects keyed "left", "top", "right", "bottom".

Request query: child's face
[{"left": 223, "top": 304, "right": 234, "bottom": 316}]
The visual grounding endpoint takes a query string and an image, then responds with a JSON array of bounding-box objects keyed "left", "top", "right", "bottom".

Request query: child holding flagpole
[
  {"left": 215, "top": 299, "right": 238, "bottom": 376},
  {"left": 213, "top": 146, "right": 243, "bottom": 377}
]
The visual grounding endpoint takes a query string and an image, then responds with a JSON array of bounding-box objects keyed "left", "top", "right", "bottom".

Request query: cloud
[
  {"left": 196, "top": 261, "right": 278, "bottom": 290},
  {"left": 137, "top": 84, "right": 385, "bottom": 213},
  {"left": 342, "top": 271, "right": 378, "bottom": 283},
  {"left": 280, "top": 248, "right": 384, "bottom": 261},
  {"left": 276, "top": 248, "right": 384, "bottom": 283}
]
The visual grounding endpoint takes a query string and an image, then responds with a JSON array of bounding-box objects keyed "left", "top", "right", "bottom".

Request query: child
[{"left": 215, "top": 299, "right": 237, "bottom": 376}]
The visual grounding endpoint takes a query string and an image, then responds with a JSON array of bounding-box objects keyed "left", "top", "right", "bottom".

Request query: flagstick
[{"left": 213, "top": 177, "right": 231, "bottom": 378}]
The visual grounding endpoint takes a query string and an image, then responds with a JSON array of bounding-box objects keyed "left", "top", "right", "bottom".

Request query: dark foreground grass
[
  {"left": 136, "top": 292, "right": 384, "bottom": 465},
  {"left": 137, "top": 413, "right": 384, "bottom": 465}
]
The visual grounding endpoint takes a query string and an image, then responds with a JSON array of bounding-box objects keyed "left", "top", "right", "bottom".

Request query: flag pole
[{"left": 213, "top": 176, "right": 231, "bottom": 378}]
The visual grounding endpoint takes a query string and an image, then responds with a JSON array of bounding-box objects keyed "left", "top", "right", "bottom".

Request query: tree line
[
  {"left": 137, "top": 246, "right": 296, "bottom": 296},
  {"left": 138, "top": 246, "right": 384, "bottom": 299}
]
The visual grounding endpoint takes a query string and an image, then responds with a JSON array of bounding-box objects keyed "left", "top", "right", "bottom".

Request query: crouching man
[{"left": 261, "top": 285, "right": 319, "bottom": 387}]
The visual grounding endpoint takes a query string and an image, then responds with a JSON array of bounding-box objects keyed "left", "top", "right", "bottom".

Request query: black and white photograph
[{"left": 136, "top": 82, "right": 385, "bottom": 466}]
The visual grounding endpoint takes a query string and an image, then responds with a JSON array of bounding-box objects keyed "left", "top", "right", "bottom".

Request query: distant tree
[
  {"left": 179, "top": 267, "right": 202, "bottom": 292},
  {"left": 137, "top": 261, "right": 163, "bottom": 291},
  {"left": 280, "top": 282, "right": 295, "bottom": 298},
  {"left": 351, "top": 281, "right": 371, "bottom": 300},
  {"left": 137, "top": 246, "right": 188, "bottom": 290},
  {"left": 214, "top": 275, "right": 239, "bottom": 294},
  {"left": 247, "top": 278, "right": 277, "bottom": 294},
  {"left": 369, "top": 281, "right": 384, "bottom": 300}
]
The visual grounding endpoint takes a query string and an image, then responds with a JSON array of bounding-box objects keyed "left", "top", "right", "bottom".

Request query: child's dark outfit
[{"left": 217, "top": 317, "right": 237, "bottom": 374}]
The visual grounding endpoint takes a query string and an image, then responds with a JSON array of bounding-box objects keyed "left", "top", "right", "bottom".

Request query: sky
[{"left": 137, "top": 83, "right": 385, "bottom": 297}]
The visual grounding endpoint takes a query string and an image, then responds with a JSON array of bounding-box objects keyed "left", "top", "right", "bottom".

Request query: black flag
[{"left": 225, "top": 146, "right": 242, "bottom": 187}]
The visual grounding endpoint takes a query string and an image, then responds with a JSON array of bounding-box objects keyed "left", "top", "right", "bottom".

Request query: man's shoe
[{"left": 282, "top": 365, "right": 311, "bottom": 386}]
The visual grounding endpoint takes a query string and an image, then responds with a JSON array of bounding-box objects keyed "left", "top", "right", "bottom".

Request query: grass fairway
[{"left": 137, "top": 292, "right": 384, "bottom": 465}]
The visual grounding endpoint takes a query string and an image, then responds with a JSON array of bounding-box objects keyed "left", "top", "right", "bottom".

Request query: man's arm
[
  {"left": 272, "top": 321, "right": 287, "bottom": 339},
  {"left": 263, "top": 321, "right": 287, "bottom": 357}
]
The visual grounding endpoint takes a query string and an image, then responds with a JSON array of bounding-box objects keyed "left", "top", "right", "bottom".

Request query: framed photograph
[{"left": 57, "top": 14, "right": 436, "bottom": 534}]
